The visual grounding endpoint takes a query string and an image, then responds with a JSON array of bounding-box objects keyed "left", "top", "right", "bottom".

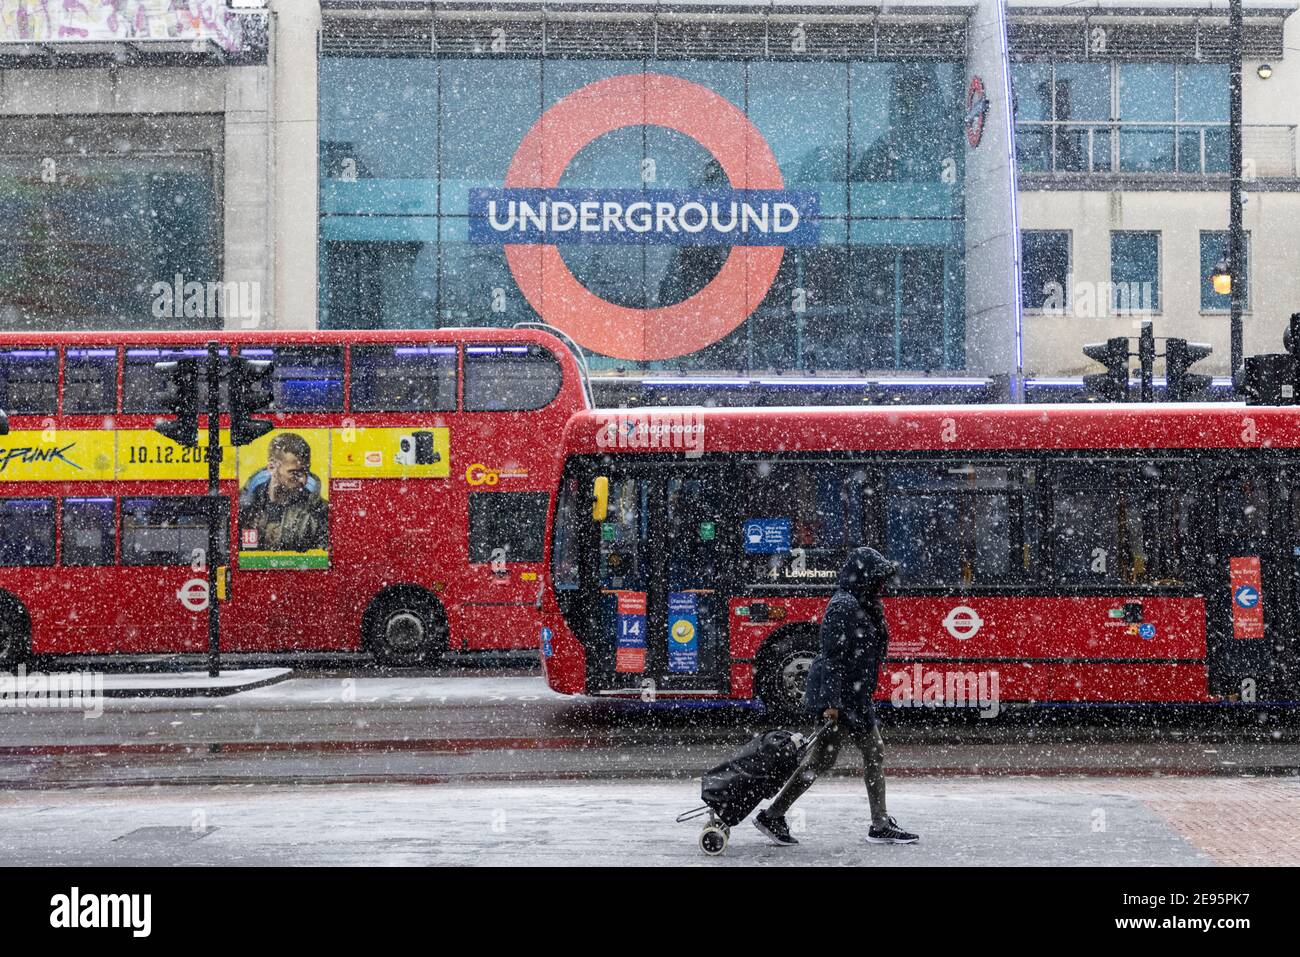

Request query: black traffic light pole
[{"left": 205, "top": 341, "right": 223, "bottom": 679}]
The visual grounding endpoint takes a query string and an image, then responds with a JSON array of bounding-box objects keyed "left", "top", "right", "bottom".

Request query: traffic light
[
  {"left": 230, "top": 356, "right": 275, "bottom": 446},
  {"left": 1082, "top": 337, "right": 1130, "bottom": 401},
  {"left": 1164, "top": 339, "right": 1213, "bottom": 401},
  {"left": 153, "top": 358, "right": 200, "bottom": 447}
]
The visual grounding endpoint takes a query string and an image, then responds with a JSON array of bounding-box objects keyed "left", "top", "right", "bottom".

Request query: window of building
[
  {"left": 61, "top": 497, "right": 116, "bottom": 566},
  {"left": 1020, "top": 231, "right": 1071, "bottom": 312},
  {"left": 239, "top": 346, "right": 344, "bottom": 412},
  {"left": 468, "top": 492, "right": 549, "bottom": 564},
  {"left": 1012, "top": 62, "right": 1227, "bottom": 175},
  {"left": 463, "top": 344, "right": 561, "bottom": 412},
  {"left": 0, "top": 498, "right": 55, "bottom": 566},
  {"left": 1110, "top": 231, "right": 1160, "bottom": 313},
  {"left": 121, "top": 496, "right": 227, "bottom": 566},
  {"left": 0, "top": 348, "right": 57, "bottom": 414},
  {"left": 63, "top": 348, "right": 118, "bottom": 414},
  {"left": 349, "top": 344, "right": 457, "bottom": 412},
  {"left": 123, "top": 347, "right": 229, "bottom": 414},
  {"left": 883, "top": 464, "right": 1037, "bottom": 588},
  {"left": 1199, "top": 230, "right": 1250, "bottom": 312}
]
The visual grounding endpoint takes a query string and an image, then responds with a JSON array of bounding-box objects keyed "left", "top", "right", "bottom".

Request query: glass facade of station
[{"left": 319, "top": 55, "right": 967, "bottom": 374}]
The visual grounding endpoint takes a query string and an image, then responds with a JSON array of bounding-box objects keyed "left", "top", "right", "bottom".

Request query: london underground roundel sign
[
  {"left": 469, "top": 73, "right": 821, "bottom": 361},
  {"left": 965, "top": 75, "right": 989, "bottom": 148}
]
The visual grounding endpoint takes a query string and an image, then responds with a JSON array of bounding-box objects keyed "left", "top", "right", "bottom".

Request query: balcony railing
[{"left": 1015, "top": 121, "right": 1297, "bottom": 178}]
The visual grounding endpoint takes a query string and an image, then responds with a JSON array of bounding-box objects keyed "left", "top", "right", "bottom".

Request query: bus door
[
  {"left": 592, "top": 466, "right": 731, "bottom": 696},
  {"left": 1209, "top": 469, "right": 1285, "bottom": 699}
]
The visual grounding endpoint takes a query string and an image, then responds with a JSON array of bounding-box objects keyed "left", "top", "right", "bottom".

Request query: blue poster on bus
[{"left": 667, "top": 591, "right": 699, "bottom": 674}]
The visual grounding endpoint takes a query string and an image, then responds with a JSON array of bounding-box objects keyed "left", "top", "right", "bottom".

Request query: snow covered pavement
[{"left": 4, "top": 775, "right": 1298, "bottom": 866}]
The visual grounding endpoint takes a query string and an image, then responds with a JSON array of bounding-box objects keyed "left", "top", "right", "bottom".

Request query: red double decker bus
[
  {"left": 542, "top": 404, "right": 1298, "bottom": 713},
  {"left": 0, "top": 327, "right": 586, "bottom": 667}
]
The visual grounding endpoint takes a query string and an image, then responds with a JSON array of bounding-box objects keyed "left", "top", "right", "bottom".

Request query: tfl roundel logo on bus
[{"left": 469, "top": 73, "right": 820, "bottom": 360}]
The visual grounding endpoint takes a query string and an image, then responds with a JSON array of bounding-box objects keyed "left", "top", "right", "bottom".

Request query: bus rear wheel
[
  {"left": 756, "top": 632, "right": 818, "bottom": 719},
  {"left": 367, "top": 591, "right": 447, "bottom": 668},
  {"left": 0, "top": 598, "right": 30, "bottom": 670}
]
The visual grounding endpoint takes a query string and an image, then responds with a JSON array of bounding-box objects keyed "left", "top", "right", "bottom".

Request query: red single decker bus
[
  {"left": 542, "top": 404, "right": 1298, "bottom": 713},
  {"left": 0, "top": 327, "right": 587, "bottom": 667}
]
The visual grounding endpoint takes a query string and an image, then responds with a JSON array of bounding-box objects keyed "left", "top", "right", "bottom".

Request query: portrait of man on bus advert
[{"left": 238, "top": 431, "right": 329, "bottom": 560}]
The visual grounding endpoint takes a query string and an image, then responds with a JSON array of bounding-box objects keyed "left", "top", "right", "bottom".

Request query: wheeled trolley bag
[{"left": 677, "top": 720, "right": 834, "bottom": 855}]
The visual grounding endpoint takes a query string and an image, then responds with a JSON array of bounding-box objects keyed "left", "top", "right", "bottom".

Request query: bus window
[
  {"left": 0, "top": 348, "right": 57, "bottom": 414},
  {"left": 551, "top": 477, "right": 582, "bottom": 590},
  {"left": 885, "top": 465, "right": 1038, "bottom": 587},
  {"left": 123, "top": 347, "right": 229, "bottom": 413},
  {"left": 61, "top": 498, "right": 116, "bottom": 566},
  {"left": 240, "top": 346, "right": 344, "bottom": 412},
  {"left": 1217, "top": 477, "right": 1270, "bottom": 541},
  {"left": 350, "top": 344, "right": 457, "bottom": 412},
  {"left": 121, "top": 497, "right": 228, "bottom": 566},
  {"left": 0, "top": 499, "right": 55, "bottom": 566},
  {"left": 463, "top": 343, "right": 561, "bottom": 412},
  {"left": 63, "top": 348, "right": 118, "bottom": 414},
  {"left": 739, "top": 462, "right": 870, "bottom": 583},
  {"left": 468, "top": 492, "right": 549, "bottom": 564},
  {"left": 1049, "top": 463, "right": 1192, "bottom": 586},
  {"left": 599, "top": 477, "right": 649, "bottom": 590}
]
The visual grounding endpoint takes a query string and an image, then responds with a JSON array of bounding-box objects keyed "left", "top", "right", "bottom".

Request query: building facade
[{"left": 1, "top": 0, "right": 1298, "bottom": 396}]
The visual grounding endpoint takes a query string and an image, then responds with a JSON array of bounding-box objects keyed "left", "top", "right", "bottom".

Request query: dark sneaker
[
  {"left": 867, "top": 816, "right": 919, "bottom": 844},
  {"left": 754, "top": 810, "right": 799, "bottom": 846}
]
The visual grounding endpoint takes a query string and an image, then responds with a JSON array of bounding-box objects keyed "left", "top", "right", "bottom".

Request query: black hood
[{"left": 836, "top": 547, "right": 899, "bottom": 598}]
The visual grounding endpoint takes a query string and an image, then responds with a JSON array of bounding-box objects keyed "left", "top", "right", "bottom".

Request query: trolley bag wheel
[{"left": 700, "top": 823, "right": 729, "bottom": 856}]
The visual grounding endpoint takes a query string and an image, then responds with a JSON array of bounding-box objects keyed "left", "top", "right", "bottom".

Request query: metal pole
[
  {"left": 206, "top": 341, "right": 222, "bottom": 679},
  {"left": 1139, "top": 321, "right": 1155, "bottom": 403},
  {"left": 1229, "top": 0, "right": 1245, "bottom": 382}
]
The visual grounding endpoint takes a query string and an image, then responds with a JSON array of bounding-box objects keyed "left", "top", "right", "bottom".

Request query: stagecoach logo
[
  {"left": 942, "top": 605, "right": 984, "bottom": 641},
  {"left": 472, "top": 73, "right": 820, "bottom": 361},
  {"left": 0, "top": 443, "right": 81, "bottom": 473}
]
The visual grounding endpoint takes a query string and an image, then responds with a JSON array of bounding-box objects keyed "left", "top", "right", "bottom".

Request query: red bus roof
[
  {"left": 562, "top": 403, "right": 1300, "bottom": 453},
  {"left": 0, "top": 327, "right": 569, "bottom": 348}
]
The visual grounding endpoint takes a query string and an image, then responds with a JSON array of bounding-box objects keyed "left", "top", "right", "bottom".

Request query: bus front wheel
[
  {"left": 0, "top": 597, "right": 30, "bottom": 670},
  {"left": 756, "top": 632, "right": 818, "bottom": 719},
  {"left": 366, "top": 591, "right": 447, "bottom": 668}
]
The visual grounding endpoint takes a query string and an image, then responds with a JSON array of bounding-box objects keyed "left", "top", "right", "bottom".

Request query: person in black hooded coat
[{"left": 754, "top": 547, "right": 919, "bottom": 846}]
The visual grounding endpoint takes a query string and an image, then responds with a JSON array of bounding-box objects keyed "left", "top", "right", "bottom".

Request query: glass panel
[
  {"left": 1111, "top": 231, "right": 1160, "bottom": 313},
  {"left": 349, "top": 344, "right": 457, "bottom": 412},
  {"left": 0, "top": 348, "right": 56, "bottom": 413},
  {"left": 239, "top": 346, "right": 344, "bottom": 412},
  {"left": 1011, "top": 64, "right": 1053, "bottom": 122},
  {"left": 1177, "top": 129, "right": 1204, "bottom": 173},
  {"left": 1053, "top": 127, "right": 1091, "bottom": 172},
  {"left": 468, "top": 492, "right": 549, "bottom": 564},
  {"left": 463, "top": 343, "right": 561, "bottom": 412},
  {"left": 63, "top": 347, "right": 118, "bottom": 414},
  {"left": 1014, "top": 126, "right": 1051, "bottom": 172},
  {"left": 1055, "top": 63, "right": 1110, "bottom": 121},
  {"left": 885, "top": 466, "right": 1037, "bottom": 587},
  {"left": 1202, "top": 127, "right": 1229, "bottom": 174},
  {"left": 441, "top": 60, "right": 540, "bottom": 216},
  {"left": 898, "top": 249, "right": 946, "bottom": 369},
  {"left": 122, "top": 346, "right": 229, "bottom": 414},
  {"left": 61, "top": 497, "right": 115, "bottom": 566},
  {"left": 1092, "top": 128, "right": 1113, "bottom": 172},
  {"left": 121, "top": 496, "right": 226, "bottom": 566},
  {"left": 550, "top": 474, "right": 582, "bottom": 591},
  {"left": 1021, "top": 231, "right": 1070, "bottom": 312},
  {"left": 1119, "top": 127, "right": 1176, "bottom": 173},
  {"left": 1119, "top": 64, "right": 1176, "bottom": 121},
  {"left": 318, "top": 58, "right": 439, "bottom": 184},
  {"left": 749, "top": 62, "right": 848, "bottom": 215},
  {"left": 0, "top": 498, "right": 55, "bottom": 566},
  {"left": 1178, "top": 64, "right": 1229, "bottom": 122}
]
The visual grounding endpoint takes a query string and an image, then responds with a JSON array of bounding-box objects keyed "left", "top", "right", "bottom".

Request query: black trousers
[{"left": 766, "top": 714, "right": 889, "bottom": 826}]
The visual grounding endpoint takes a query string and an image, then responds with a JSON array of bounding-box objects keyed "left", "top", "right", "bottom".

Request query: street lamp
[
  {"left": 1229, "top": 0, "right": 1245, "bottom": 385},
  {"left": 1257, "top": 63, "right": 1274, "bottom": 80},
  {"left": 1212, "top": 255, "right": 1233, "bottom": 296}
]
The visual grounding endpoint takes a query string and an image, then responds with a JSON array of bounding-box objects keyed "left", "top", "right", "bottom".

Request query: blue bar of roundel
[{"left": 467, "top": 187, "right": 820, "bottom": 246}]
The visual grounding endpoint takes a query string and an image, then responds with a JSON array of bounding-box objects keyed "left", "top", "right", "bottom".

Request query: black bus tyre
[
  {"left": 756, "top": 631, "right": 819, "bottom": 719},
  {"left": 700, "top": 824, "right": 728, "bottom": 856},
  {"left": 367, "top": 591, "right": 447, "bottom": 667},
  {"left": 0, "top": 598, "right": 30, "bottom": 670}
]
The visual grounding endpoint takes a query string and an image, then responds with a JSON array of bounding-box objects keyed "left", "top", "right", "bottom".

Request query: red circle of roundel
[
  {"left": 966, "top": 75, "right": 989, "bottom": 149},
  {"left": 502, "top": 73, "right": 787, "bottom": 362}
]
